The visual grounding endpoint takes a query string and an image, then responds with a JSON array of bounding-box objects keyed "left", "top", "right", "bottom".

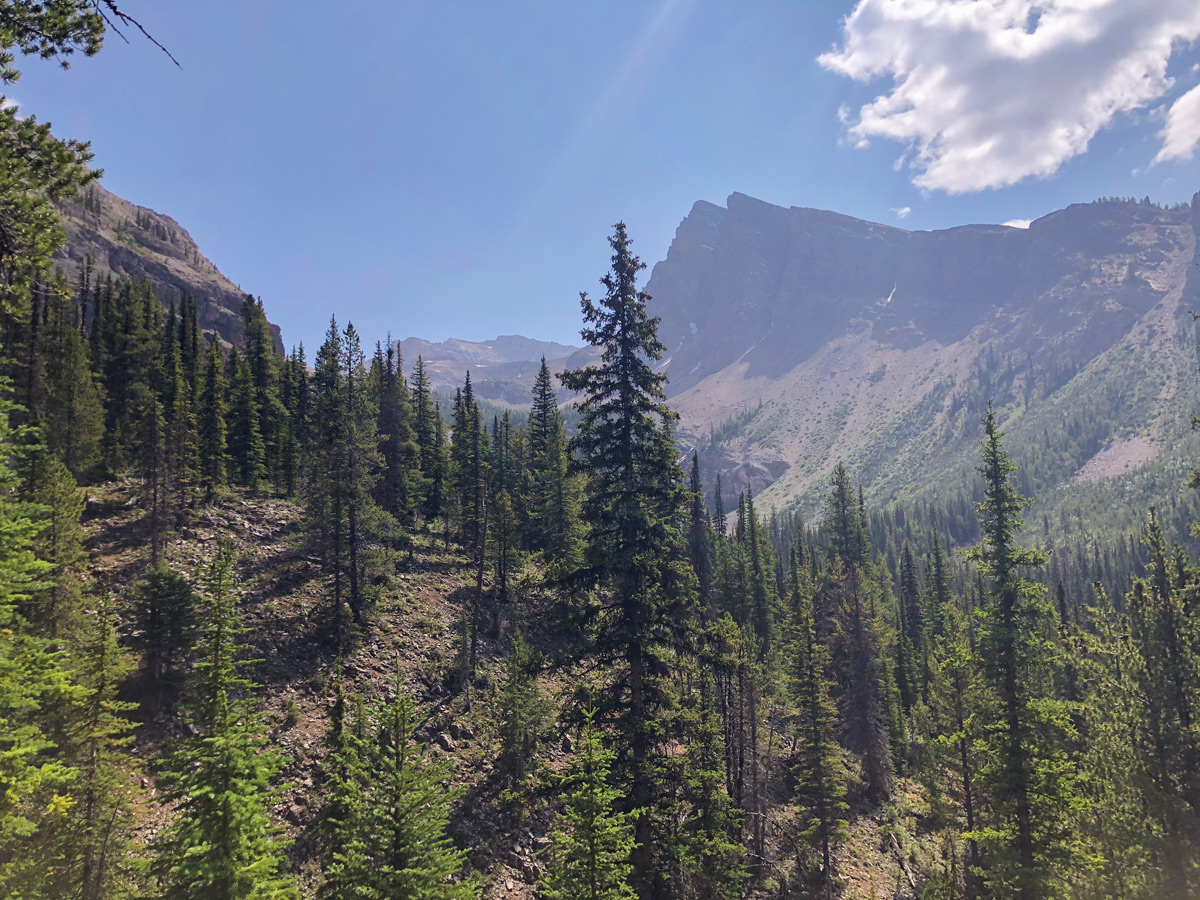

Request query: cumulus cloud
[
  {"left": 820, "top": 0, "right": 1200, "bottom": 193},
  {"left": 1003, "top": 218, "right": 1032, "bottom": 228},
  {"left": 892, "top": 206, "right": 912, "bottom": 218},
  {"left": 1154, "top": 83, "right": 1200, "bottom": 163}
]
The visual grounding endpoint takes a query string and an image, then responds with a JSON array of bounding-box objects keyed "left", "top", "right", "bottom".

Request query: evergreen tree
[
  {"left": 558, "top": 223, "right": 697, "bottom": 894},
  {"left": 527, "top": 357, "right": 578, "bottom": 566},
  {"left": 225, "top": 346, "right": 266, "bottom": 493},
  {"left": 39, "top": 288, "right": 104, "bottom": 479},
  {"left": 0, "top": 383, "right": 78, "bottom": 898},
  {"left": 788, "top": 557, "right": 848, "bottom": 897},
  {"left": 374, "top": 338, "right": 420, "bottom": 523},
  {"left": 688, "top": 453, "right": 714, "bottom": 607},
  {"left": 320, "top": 673, "right": 478, "bottom": 900},
  {"left": 198, "top": 336, "right": 228, "bottom": 499},
  {"left": 412, "top": 356, "right": 438, "bottom": 519},
  {"left": 130, "top": 563, "right": 195, "bottom": 702},
  {"left": 67, "top": 584, "right": 141, "bottom": 900},
  {"left": 967, "top": 406, "right": 1080, "bottom": 900},
  {"left": 542, "top": 711, "right": 639, "bottom": 900},
  {"left": 822, "top": 467, "right": 893, "bottom": 801},
  {"left": 152, "top": 539, "right": 296, "bottom": 900},
  {"left": 496, "top": 630, "right": 551, "bottom": 784}
]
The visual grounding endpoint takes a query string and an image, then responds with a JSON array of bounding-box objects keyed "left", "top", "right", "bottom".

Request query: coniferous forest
[{"left": 5, "top": 5, "right": 1200, "bottom": 900}]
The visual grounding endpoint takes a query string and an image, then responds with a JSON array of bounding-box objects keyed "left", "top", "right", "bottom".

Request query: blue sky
[{"left": 10, "top": 1, "right": 1200, "bottom": 349}]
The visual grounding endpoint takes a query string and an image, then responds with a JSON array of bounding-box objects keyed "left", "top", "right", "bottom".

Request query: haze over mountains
[{"left": 60, "top": 181, "right": 1200, "bottom": 530}]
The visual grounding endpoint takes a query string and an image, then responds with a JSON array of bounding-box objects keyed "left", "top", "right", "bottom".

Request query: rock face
[
  {"left": 645, "top": 191, "right": 1200, "bottom": 517},
  {"left": 54, "top": 180, "right": 282, "bottom": 350}
]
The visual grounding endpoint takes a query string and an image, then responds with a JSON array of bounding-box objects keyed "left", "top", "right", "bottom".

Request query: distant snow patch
[
  {"left": 1003, "top": 219, "right": 1032, "bottom": 229},
  {"left": 689, "top": 322, "right": 698, "bottom": 335}
]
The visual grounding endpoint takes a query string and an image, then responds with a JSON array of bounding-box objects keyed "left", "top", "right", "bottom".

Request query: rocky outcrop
[{"left": 54, "top": 180, "right": 282, "bottom": 350}]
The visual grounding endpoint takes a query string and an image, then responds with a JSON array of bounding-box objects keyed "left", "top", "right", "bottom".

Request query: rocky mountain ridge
[
  {"left": 54, "top": 179, "right": 281, "bottom": 349},
  {"left": 649, "top": 190, "right": 1200, "bottom": 524}
]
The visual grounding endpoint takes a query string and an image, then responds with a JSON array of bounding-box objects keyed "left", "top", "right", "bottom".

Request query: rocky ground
[{"left": 84, "top": 483, "right": 935, "bottom": 899}]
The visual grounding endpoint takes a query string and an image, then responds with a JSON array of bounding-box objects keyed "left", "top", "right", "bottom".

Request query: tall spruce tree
[
  {"left": 789, "top": 555, "right": 848, "bottom": 897},
  {"left": 968, "top": 406, "right": 1080, "bottom": 900},
  {"left": 198, "top": 335, "right": 228, "bottom": 499},
  {"left": 558, "top": 222, "right": 697, "bottom": 896}
]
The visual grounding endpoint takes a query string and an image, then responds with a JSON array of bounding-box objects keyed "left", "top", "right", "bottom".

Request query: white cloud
[
  {"left": 891, "top": 206, "right": 912, "bottom": 218},
  {"left": 1154, "top": 83, "right": 1200, "bottom": 163},
  {"left": 1003, "top": 218, "right": 1032, "bottom": 228},
  {"left": 0, "top": 96, "right": 16, "bottom": 111},
  {"left": 820, "top": 0, "right": 1200, "bottom": 193}
]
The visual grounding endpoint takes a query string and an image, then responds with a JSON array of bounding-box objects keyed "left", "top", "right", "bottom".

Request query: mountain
[
  {"left": 644, "top": 191, "right": 1200, "bottom": 530},
  {"left": 53, "top": 179, "right": 280, "bottom": 349},
  {"left": 397, "top": 335, "right": 591, "bottom": 406}
]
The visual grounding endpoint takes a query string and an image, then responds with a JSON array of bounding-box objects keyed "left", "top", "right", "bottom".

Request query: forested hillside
[{"left": 6, "top": 6, "right": 1200, "bottom": 900}]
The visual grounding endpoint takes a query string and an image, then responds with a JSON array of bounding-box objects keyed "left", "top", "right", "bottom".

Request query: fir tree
[
  {"left": 225, "top": 346, "right": 266, "bottom": 493},
  {"left": 320, "top": 672, "right": 478, "bottom": 900},
  {"left": 542, "top": 711, "right": 639, "bottom": 900},
  {"left": 967, "top": 405, "right": 1080, "bottom": 900},
  {"left": 198, "top": 336, "right": 228, "bottom": 499},
  {"left": 789, "top": 558, "right": 848, "bottom": 897},
  {"left": 558, "top": 223, "right": 697, "bottom": 893},
  {"left": 496, "top": 630, "right": 550, "bottom": 784},
  {"left": 152, "top": 539, "right": 296, "bottom": 900}
]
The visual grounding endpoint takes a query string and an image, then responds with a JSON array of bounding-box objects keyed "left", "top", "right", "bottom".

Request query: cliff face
[
  {"left": 647, "top": 191, "right": 1200, "bottom": 519},
  {"left": 54, "top": 180, "right": 282, "bottom": 349}
]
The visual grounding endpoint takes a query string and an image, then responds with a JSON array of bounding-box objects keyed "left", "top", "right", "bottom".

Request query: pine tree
[
  {"left": 496, "top": 630, "right": 550, "bottom": 784},
  {"left": 239, "top": 296, "right": 285, "bottom": 491},
  {"left": 152, "top": 539, "right": 296, "bottom": 900},
  {"left": 688, "top": 453, "right": 714, "bottom": 606},
  {"left": 130, "top": 563, "right": 195, "bottom": 703},
  {"left": 67, "top": 584, "right": 141, "bottom": 900},
  {"left": 822, "top": 467, "right": 893, "bottom": 801},
  {"left": 558, "top": 223, "right": 697, "bottom": 893},
  {"left": 527, "top": 357, "right": 578, "bottom": 566},
  {"left": 374, "top": 338, "right": 420, "bottom": 523},
  {"left": 40, "top": 288, "right": 104, "bottom": 479},
  {"left": 663, "top": 674, "right": 746, "bottom": 900},
  {"left": 0, "top": 382, "right": 78, "bottom": 898},
  {"left": 967, "top": 405, "right": 1080, "bottom": 900},
  {"left": 411, "top": 356, "right": 438, "bottom": 519},
  {"left": 225, "top": 346, "right": 266, "bottom": 493},
  {"left": 542, "top": 711, "right": 639, "bottom": 900},
  {"left": 198, "top": 336, "right": 228, "bottom": 499},
  {"left": 305, "top": 319, "right": 386, "bottom": 629},
  {"left": 320, "top": 673, "right": 479, "bottom": 900},
  {"left": 789, "top": 558, "right": 848, "bottom": 897},
  {"left": 23, "top": 450, "right": 85, "bottom": 637}
]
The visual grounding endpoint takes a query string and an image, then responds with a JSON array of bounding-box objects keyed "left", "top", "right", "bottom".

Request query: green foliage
[
  {"left": 496, "top": 630, "right": 550, "bottom": 783},
  {"left": 542, "top": 711, "right": 638, "bottom": 900},
  {"left": 558, "top": 222, "right": 698, "bottom": 892},
  {"left": 130, "top": 563, "right": 195, "bottom": 694},
  {"left": 967, "top": 406, "right": 1082, "bottom": 900},
  {"left": 319, "top": 672, "right": 478, "bottom": 900},
  {"left": 152, "top": 539, "right": 296, "bottom": 900}
]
